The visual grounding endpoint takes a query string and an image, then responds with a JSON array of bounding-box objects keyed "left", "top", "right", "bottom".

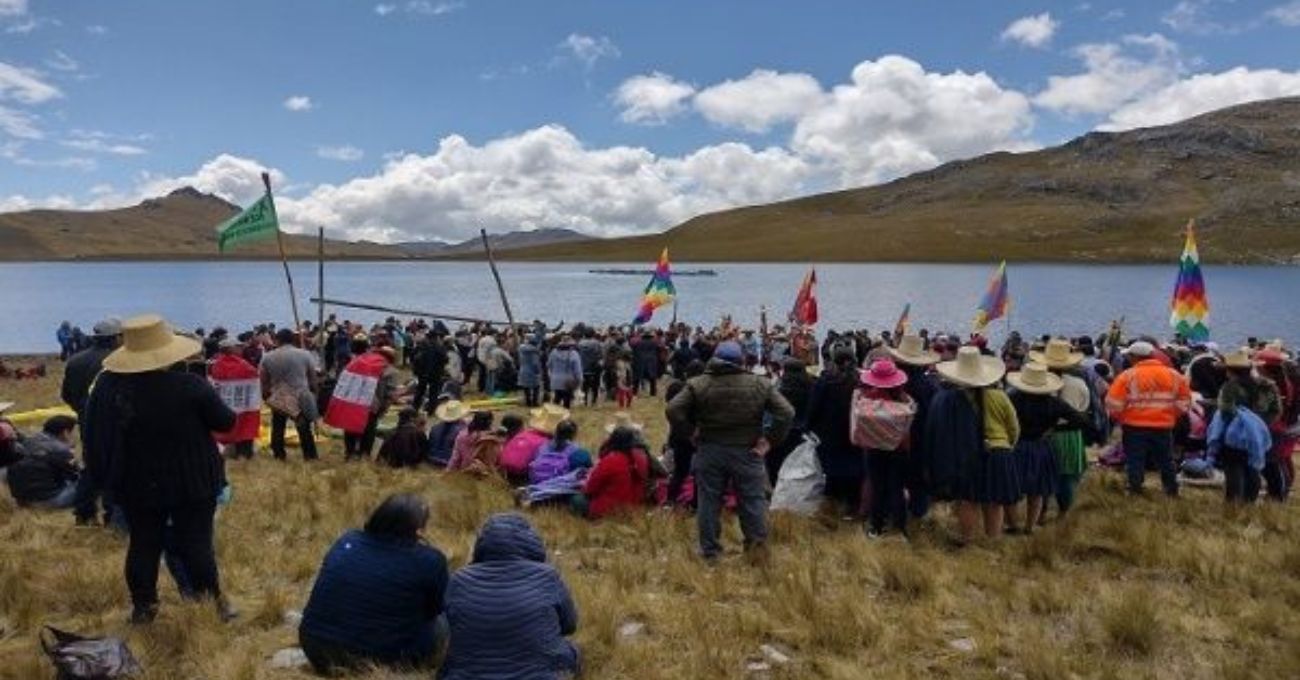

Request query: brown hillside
[{"left": 502, "top": 97, "right": 1300, "bottom": 264}]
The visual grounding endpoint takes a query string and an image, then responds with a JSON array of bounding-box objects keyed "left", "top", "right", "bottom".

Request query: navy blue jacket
[
  {"left": 300, "top": 530, "right": 449, "bottom": 660},
  {"left": 440, "top": 513, "right": 579, "bottom": 680}
]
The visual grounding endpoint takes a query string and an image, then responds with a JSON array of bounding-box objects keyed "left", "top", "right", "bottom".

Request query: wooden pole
[
  {"left": 480, "top": 228, "right": 517, "bottom": 330},
  {"left": 264, "top": 172, "right": 303, "bottom": 346},
  {"left": 309, "top": 297, "right": 512, "bottom": 326},
  {"left": 317, "top": 226, "right": 326, "bottom": 362}
]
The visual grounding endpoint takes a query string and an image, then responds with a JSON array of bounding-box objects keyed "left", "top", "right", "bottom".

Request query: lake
[{"left": 0, "top": 261, "right": 1295, "bottom": 354}]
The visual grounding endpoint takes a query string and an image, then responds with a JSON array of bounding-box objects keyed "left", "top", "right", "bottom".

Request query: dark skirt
[
  {"left": 982, "top": 448, "right": 1023, "bottom": 505},
  {"left": 1015, "top": 438, "right": 1058, "bottom": 498}
]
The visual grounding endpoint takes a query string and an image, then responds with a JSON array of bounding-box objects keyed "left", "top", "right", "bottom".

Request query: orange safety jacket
[{"left": 1106, "top": 359, "right": 1192, "bottom": 430}]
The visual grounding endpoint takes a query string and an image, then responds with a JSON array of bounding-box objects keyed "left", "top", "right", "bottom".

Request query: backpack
[
  {"left": 529, "top": 442, "right": 576, "bottom": 485},
  {"left": 850, "top": 392, "right": 916, "bottom": 452}
]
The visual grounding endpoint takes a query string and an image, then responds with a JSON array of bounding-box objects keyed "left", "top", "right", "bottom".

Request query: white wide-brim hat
[{"left": 935, "top": 346, "right": 1006, "bottom": 388}]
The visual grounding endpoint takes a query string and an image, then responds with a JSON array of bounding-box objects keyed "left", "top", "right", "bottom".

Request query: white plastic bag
[{"left": 769, "top": 433, "right": 825, "bottom": 515}]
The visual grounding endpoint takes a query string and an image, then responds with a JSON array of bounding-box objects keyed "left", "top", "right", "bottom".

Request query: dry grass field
[{"left": 2, "top": 361, "right": 1299, "bottom": 679}]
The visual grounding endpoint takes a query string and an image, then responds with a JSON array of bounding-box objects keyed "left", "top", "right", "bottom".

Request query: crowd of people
[{"left": 1, "top": 311, "right": 1297, "bottom": 677}]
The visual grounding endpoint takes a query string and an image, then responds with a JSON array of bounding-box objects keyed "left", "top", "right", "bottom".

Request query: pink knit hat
[{"left": 860, "top": 359, "right": 908, "bottom": 389}]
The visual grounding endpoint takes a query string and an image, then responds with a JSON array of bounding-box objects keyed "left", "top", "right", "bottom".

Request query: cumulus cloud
[
  {"left": 1001, "top": 12, "right": 1059, "bottom": 48},
  {"left": 558, "top": 33, "right": 620, "bottom": 69},
  {"left": 1268, "top": 1, "right": 1300, "bottom": 25},
  {"left": 45, "top": 50, "right": 78, "bottom": 72},
  {"left": 613, "top": 72, "right": 695, "bottom": 125},
  {"left": 1034, "top": 33, "right": 1182, "bottom": 115},
  {"left": 0, "top": 104, "right": 40, "bottom": 139},
  {"left": 0, "top": 61, "right": 62, "bottom": 104},
  {"left": 0, "top": 0, "right": 26, "bottom": 17},
  {"left": 376, "top": 1, "right": 463, "bottom": 17},
  {"left": 136, "top": 154, "right": 288, "bottom": 207},
  {"left": 316, "top": 144, "right": 365, "bottom": 161},
  {"left": 790, "top": 55, "right": 1035, "bottom": 185},
  {"left": 61, "top": 138, "right": 146, "bottom": 155},
  {"left": 693, "top": 70, "right": 824, "bottom": 133},
  {"left": 283, "top": 95, "right": 313, "bottom": 112},
  {"left": 1100, "top": 66, "right": 1300, "bottom": 130}
]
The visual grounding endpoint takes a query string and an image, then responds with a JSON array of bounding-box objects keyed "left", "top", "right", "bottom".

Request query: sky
[{"left": 2, "top": 0, "right": 1300, "bottom": 244}]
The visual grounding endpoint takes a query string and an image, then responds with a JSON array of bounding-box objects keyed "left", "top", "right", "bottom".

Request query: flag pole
[
  {"left": 480, "top": 228, "right": 517, "bottom": 331},
  {"left": 317, "top": 226, "right": 326, "bottom": 363},
  {"left": 264, "top": 172, "right": 303, "bottom": 346}
]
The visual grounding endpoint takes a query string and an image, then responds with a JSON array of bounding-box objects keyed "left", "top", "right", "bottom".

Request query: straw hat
[
  {"left": 1029, "top": 338, "right": 1083, "bottom": 370},
  {"left": 1222, "top": 348, "right": 1253, "bottom": 370},
  {"left": 527, "top": 403, "right": 570, "bottom": 434},
  {"left": 103, "top": 315, "right": 202, "bottom": 374},
  {"left": 604, "top": 411, "right": 644, "bottom": 433},
  {"left": 1254, "top": 348, "right": 1288, "bottom": 367},
  {"left": 0, "top": 401, "right": 14, "bottom": 414},
  {"left": 434, "top": 400, "right": 471, "bottom": 423},
  {"left": 889, "top": 335, "right": 940, "bottom": 366},
  {"left": 1006, "top": 362, "right": 1064, "bottom": 395},
  {"left": 935, "top": 346, "right": 1006, "bottom": 388},
  {"left": 860, "top": 359, "right": 908, "bottom": 389}
]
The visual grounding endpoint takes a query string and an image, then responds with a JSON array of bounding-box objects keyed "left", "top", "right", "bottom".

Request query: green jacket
[{"left": 665, "top": 359, "right": 795, "bottom": 449}]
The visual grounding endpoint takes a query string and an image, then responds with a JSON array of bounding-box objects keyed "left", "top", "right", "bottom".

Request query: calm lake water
[{"left": 0, "top": 261, "right": 1295, "bottom": 354}]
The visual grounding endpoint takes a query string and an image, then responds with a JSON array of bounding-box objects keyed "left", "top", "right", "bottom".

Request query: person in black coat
[
  {"left": 631, "top": 332, "right": 663, "bottom": 397},
  {"left": 767, "top": 358, "right": 815, "bottom": 484},
  {"left": 805, "top": 347, "right": 864, "bottom": 517},
  {"left": 62, "top": 318, "right": 122, "bottom": 525},
  {"left": 411, "top": 334, "right": 449, "bottom": 415},
  {"left": 84, "top": 315, "right": 236, "bottom": 625}
]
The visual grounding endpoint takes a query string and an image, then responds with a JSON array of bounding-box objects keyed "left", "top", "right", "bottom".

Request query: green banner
[{"left": 216, "top": 193, "right": 279, "bottom": 253}]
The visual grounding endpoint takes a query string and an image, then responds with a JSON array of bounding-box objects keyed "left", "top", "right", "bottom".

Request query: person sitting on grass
[
  {"left": 447, "top": 411, "right": 502, "bottom": 476},
  {"left": 428, "top": 399, "right": 468, "bottom": 468},
  {"left": 529, "top": 419, "right": 591, "bottom": 486},
  {"left": 440, "top": 513, "right": 579, "bottom": 680},
  {"left": 498, "top": 412, "right": 526, "bottom": 443},
  {"left": 573, "top": 425, "right": 651, "bottom": 519},
  {"left": 299, "top": 494, "right": 449, "bottom": 675},
  {"left": 378, "top": 408, "right": 430, "bottom": 469},
  {"left": 498, "top": 405, "right": 568, "bottom": 485},
  {"left": 6, "top": 415, "right": 81, "bottom": 509}
]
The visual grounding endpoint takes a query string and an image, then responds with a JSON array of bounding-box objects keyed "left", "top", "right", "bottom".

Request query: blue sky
[{"left": 2, "top": 0, "right": 1299, "bottom": 242}]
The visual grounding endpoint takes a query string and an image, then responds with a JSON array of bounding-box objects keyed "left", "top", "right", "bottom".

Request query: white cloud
[
  {"left": 613, "top": 72, "right": 695, "bottom": 125},
  {"left": 1001, "top": 12, "right": 1059, "bottom": 48},
  {"left": 1101, "top": 8, "right": 1127, "bottom": 21},
  {"left": 406, "top": 1, "right": 463, "bottom": 15},
  {"left": 1101, "top": 66, "right": 1300, "bottom": 130},
  {"left": 0, "top": 61, "right": 62, "bottom": 104},
  {"left": 0, "top": 0, "right": 26, "bottom": 17},
  {"left": 316, "top": 145, "right": 365, "bottom": 162},
  {"left": 136, "top": 154, "right": 288, "bottom": 208},
  {"left": 790, "top": 55, "right": 1035, "bottom": 185},
  {"left": 375, "top": 3, "right": 396, "bottom": 15},
  {"left": 1034, "top": 33, "right": 1182, "bottom": 115},
  {"left": 694, "top": 69, "right": 824, "bottom": 133},
  {"left": 0, "top": 104, "right": 41, "bottom": 139},
  {"left": 84, "top": 24, "right": 108, "bottom": 35},
  {"left": 283, "top": 95, "right": 313, "bottom": 112},
  {"left": 1268, "top": 1, "right": 1300, "bottom": 25},
  {"left": 60, "top": 135, "right": 147, "bottom": 156},
  {"left": 558, "top": 33, "right": 620, "bottom": 69},
  {"left": 45, "top": 50, "right": 78, "bottom": 72}
]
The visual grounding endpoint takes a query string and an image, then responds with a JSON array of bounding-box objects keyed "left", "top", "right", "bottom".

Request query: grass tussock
[{"left": 1, "top": 362, "right": 1300, "bottom": 678}]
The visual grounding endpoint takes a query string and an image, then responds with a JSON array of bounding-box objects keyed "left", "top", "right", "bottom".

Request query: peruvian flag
[
  {"left": 790, "top": 268, "right": 819, "bottom": 326},
  {"left": 209, "top": 354, "right": 262, "bottom": 444},
  {"left": 324, "top": 352, "right": 388, "bottom": 434}
]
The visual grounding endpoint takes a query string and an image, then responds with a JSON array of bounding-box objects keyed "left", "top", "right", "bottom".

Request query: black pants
[
  {"left": 635, "top": 372, "right": 658, "bottom": 397},
  {"left": 1221, "top": 448, "right": 1261, "bottom": 503},
  {"left": 523, "top": 387, "right": 541, "bottom": 407},
  {"left": 582, "top": 371, "right": 601, "bottom": 405},
  {"left": 552, "top": 389, "right": 574, "bottom": 409},
  {"left": 412, "top": 374, "right": 442, "bottom": 413},
  {"left": 123, "top": 501, "right": 220, "bottom": 608},
  {"left": 1262, "top": 453, "right": 1290, "bottom": 501},
  {"left": 225, "top": 441, "right": 254, "bottom": 459},
  {"left": 866, "top": 452, "right": 907, "bottom": 534},
  {"left": 271, "top": 411, "right": 318, "bottom": 460},
  {"left": 344, "top": 414, "right": 381, "bottom": 459}
]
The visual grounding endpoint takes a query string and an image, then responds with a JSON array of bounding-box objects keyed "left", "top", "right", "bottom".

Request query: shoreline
[{"left": 0, "top": 255, "right": 1295, "bottom": 266}]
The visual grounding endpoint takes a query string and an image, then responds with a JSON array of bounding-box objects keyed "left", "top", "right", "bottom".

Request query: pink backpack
[{"left": 850, "top": 392, "right": 916, "bottom": 452}]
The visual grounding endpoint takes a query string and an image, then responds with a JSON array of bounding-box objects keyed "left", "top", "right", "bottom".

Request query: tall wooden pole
[
  {"left": 480, "top": 228, "right": 517, "bottom": 330},
  {"left": 317, "top": 226, "right": 326, "bottom": 362},
  {"left": 264, "top": 172, "right": 303, "bottom": 345}
]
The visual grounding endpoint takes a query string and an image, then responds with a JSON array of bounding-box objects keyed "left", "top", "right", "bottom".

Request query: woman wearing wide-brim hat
[
  {"left": 888, "top": 335, "right": 942, "bottom": 521},
  {"left": 85, "top": 314, "right": 238, "bottom": 624},
  {"left": 1005, "top": 362, "right": 1091, "bottom": 533},
  {"left": 1030, "top": 338, "right": 1095, "bottom": 519},
  {"left": 929, "top": 346, "right": 1020, "bottom": 543},
  {"left": 1254, "top": 347, "right": 1299, "bottom": 496},
  {"left": 853, "top": 359, "right": 918, "bottom": 539}
]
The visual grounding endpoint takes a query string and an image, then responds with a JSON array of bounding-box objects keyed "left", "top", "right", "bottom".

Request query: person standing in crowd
[
  {"left": 518, "top": 337, "right": 543, "bottom": 408},
  {"left": 666, "top": 341, "right": 794, "bottom": 563},
  {"left": 328, "top": 340, "right": 402, "bottom": 460},
  {"left": 82, "top": 315, "right": 237, "bottom": 624},
  {"left": 411, "top": 331, "right": 449, "bottom": 415},
  {"left": 888, "top": 335, "right": 941, "bottom": 519},
  {"left": 1106, "top": 341, "right": 1192, "bottom": 496},
  {"left": 851, "top": 360, "right": 917, "bottom": 539},
  {"left": 547, "top": 336, "right": 583, "bottom": 410},
  {"left": 440, "top": 513, "right": 580, "bottom": 680},
  {"left": 1215, "top": 348, "right": 1282, "bottom": 501},
  {"left": 209, "top": 337, "right": 261, "bottom": 460},
  {"left": 1254, "top": 347, "right": 1298, "bottom": 495},
  {"left": 1005, "top": 362, "right": 1090, "bottom": 532},
  {"left": 631, "top": 331, "right": 662, "bottom": 397},
  {"left": 260, "top": 328, "right": 320, "bottom": 462},
  {"left": 1030, "top": 339, "right": 1096, "bottom": 518},
  {"left": 663, "top": 360, "right": 705, "bottom": 507},
  {"left": 805, "top": 346, "right": 864, "bottom": 519},
  {"left": 577, "top": 329, "right": 605, "bottom": 406},
  {"left": 6, "top": 415, "right": 81, "bottom": 509},
  {"left": 299, "top": 494, "right": 449, "bottom": 674},
  {"left": 63, "top": 318, "right": 122, "bottom": 526},
  {"left": 766, "top": 357, "right": 815, "bottom": 484}
]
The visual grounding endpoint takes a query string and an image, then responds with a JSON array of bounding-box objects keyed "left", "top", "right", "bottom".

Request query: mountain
[
  {"left": 0, "top": 187, "right": 404, "bottom": 261},
  {"left": 394, "top": 228, "right": 592, "bottom": 257},
  {"left": 499, "top": 97, "right": 1300, "bottom": 264}
]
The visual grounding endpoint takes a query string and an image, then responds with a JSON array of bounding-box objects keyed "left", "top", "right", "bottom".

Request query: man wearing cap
[
  {"left": 62, "top": 318, "right": 122, "bottom": 526},
  {"left": 260, "top": 328, "right": 321, "bottom": 461},
  {"left": 666, "top": 340, "right": 795, "bottom": 563},
  {"left": 1106, "top": 341, "right": 1192, "bottom": 496}
]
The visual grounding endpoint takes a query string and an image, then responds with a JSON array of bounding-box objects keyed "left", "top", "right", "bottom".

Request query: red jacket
[
  {"left": 209, "top": 353, "right": 261, "bottom": 444},
  {"left": 582, "top": 449, "right": 649, "bottom": 518}
]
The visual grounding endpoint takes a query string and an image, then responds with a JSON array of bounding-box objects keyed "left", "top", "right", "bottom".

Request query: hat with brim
[
  {"left": 1123, "top": 341, "right": 1156, "bottom": 358},
  {"left": 860, "top": 359, "right": 908, "bottom": 389},
  {"left": 0, "top": 401, "right": 14, "bottom": 414},
  {"left": 604, "top": 411, "right": 644, "bottom": 433},
  {"left": 434, "top": 400, "right": 471, "bottom": 423},
  {"left": 527, "top": 403, "right": 570, "bottom": 434},
  {"left": 889, "top": 335, "right": 940, "bottom": 366},
  {"left": 1029, "top": 338, "right": 1083, "bottom": 370},
  {"left": 935, "top": 346, "right": 1006, "bottom": 388},
  {"left": 92, "top": 317, "right": 123, "bottom": 338},
  {"left": 1254, "top": 348, "right": 1289, "bottom": 366},
  {"left": 1006, "top": 362, "right": 1064, "bottom": 395},
  {"left": 103, "top": 315, "right": 202, "bottom": 374},
  {"left": 1222, "top": 348, "right": 1253, "bottom": 370}
]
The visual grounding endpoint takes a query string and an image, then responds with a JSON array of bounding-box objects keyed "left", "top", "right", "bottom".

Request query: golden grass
[{"left": 3, "top": 362, "right": 1300, "bottom": 679}]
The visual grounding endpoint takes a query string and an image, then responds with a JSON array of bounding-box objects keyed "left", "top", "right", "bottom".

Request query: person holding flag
[{"left": 209, "top": 337, "right": 261, "bottom": 459}]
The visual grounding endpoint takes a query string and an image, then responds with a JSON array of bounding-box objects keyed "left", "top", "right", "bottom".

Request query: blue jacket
[
  {"left": 518, "top": 342, "right": 542, "bottom": 389},
  {"left": 1207, "top": 406, "right": 1273, "bottom": 472},
  {"left": 547, "top": 348, "right": 583, "bottom": 393},
  {"left": 300, "top": 530, "right": 449, "bottom": 660},
  {"left": 440, "top": 514, "right": 579, "bottom": 680}
]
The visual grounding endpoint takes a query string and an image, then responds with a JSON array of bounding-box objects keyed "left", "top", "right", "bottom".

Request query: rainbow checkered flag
[
  {"left": 1170, "top": 220, "right": 1209, "bottom": 342},
  {"left": 973, "top": 261, "right": 1009, "bottom": 333},
  {"left": 632, "top": 248, "right": 676, "bottom": 324}
]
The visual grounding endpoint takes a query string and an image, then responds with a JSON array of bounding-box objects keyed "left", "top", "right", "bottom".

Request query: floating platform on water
[{"left": 589, "top": 268, "right": 718, "bottom": 277}]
